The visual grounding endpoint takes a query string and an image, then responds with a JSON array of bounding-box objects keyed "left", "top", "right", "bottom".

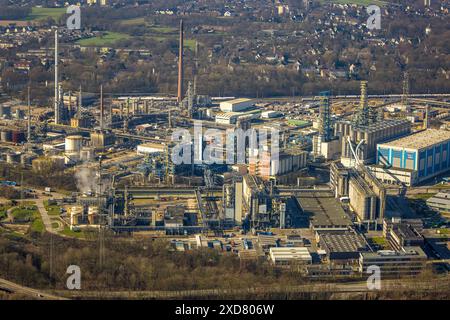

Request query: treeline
[
  {"left": 0, "top": 163, "right": 77, "bottom": 192},
  {"left": 0, "top": 231, "right": 305, "bottom": 292},
  {"left": 0, "top": 6, "right": 31, "bottom": 20}
]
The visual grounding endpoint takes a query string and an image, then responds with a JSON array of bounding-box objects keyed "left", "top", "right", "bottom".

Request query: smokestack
[
  {"left": 100, "top": 85, "right": 104, "bottom": 130},
  {"left": 77, "top": 85, "right": 82, "bottom": 119},
  {"left": 54, "top": 28, "right": 59, "bottom": 124},
  {"left": 27, "top": 85, "right": 31, "bottom": 143},
  {"left": 177, "top": 20, "right": 184, "bottom": 103}
]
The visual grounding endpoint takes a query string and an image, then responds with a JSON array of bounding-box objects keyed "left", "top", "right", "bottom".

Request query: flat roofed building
[
  {"left": 336, "top": 119, "right": 411, "bottom": 167},
  {"left": 373, "top": 129, "right": 450, "bottom": 186},
  {"left": 389, "top": 223, "right": 424, "bottom": 251},
  {"left": 348, "top": 173, "right": 378, "bottom": 222},
  {"left": 296, "top": 193, "right": 352, "bottom": 230},
  {"left": 269, "top": 247, "right": 312, "bottom": 265},
  {"left": 426, "top": 191, "right": 450, "bottom": 213},
  {"left": 359, "top": 247, "right": 427, "bottom": 276},
  {"left": 318, "top": 230, "right": 371, "bottom": 260},
  {"left": 215, "top": 110, "right": 260, "bottom": 125},
  {"left": 137, "top": 142, "right": 166, "bottom": 155},
  {"left": 220, "top": 98, "right": 254, "bottom": 112}
]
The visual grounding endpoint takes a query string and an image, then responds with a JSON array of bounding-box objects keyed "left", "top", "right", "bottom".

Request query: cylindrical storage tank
[
  {"left": 70, "top": 206, "right": 83, "bottom": 226},
  {"left": 15, "top": 109, "right": 25, "bottom": 119},
  {"left": 88, "top": 206, "right": 98, "bottom": 225},
  {"left": 0, "top": 105, "right": 11, "bottom": 118},
  {"left": 65, "top": 135, "right": 83, "bottom": 153},
  {"left": 6, "top": 152, "right": 20, "bottom": 163},
  {"left": 20, "top": 153, "right": 37, "bottom": 166},
  {"left": 0, "top": 130, "right": 11, "bottom": 142},
  {"left": 80, "top": 147, "right": 94, "bottom": 161},
  {"left": 11, "top": 131, "right": 26, "bottom": 143}
]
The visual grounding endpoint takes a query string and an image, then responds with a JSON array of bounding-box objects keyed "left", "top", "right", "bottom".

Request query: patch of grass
[
  {"left": 44, "top": 200, "right": 61, "bottom": 216},
  {"left": 150, "top": 26, "right": 177, "bottom": 34},
  {"left": 121, "top": 17, "right": 147, "bottom": 26},
  {"left": 30, "top": 216, "right": 44, "bottom": 233},
  {"left": 411, "top": 193, "right": 435, "bottom": 200},
  {"left": 0, "top": 205, "right": 11, "bottom": 220},
  {"left": 60, "top": 225, "right": 85, "bottom": 239},
  {"left": 23, "top": 7, "right": 66, "bottom": 21},
  {"left": 77, "top": 32, "right": 131, "bottom": 47},
  {"left": 287, "top": 119, "right": 311, "bottom": 128},
  {"left": 11, "top": 206, "right": 37, "bottom": 222},
  {"left": 370, "top": 236, "right": 388, "bottom": 248}
]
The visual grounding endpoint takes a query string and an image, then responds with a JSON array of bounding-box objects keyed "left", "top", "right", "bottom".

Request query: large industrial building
[
  {"left": 296, "top": 192, "right": 353, "bottom": 230},
  {"left": 336, "top": 82, "right": 411, "bottom": 167},
  {"left": 331, "top": 161, "right": 386, "bottom": 227},
  {"left": 371, "top": 129, "right": 450, "bottom": 186},
  {"left": 219, "top": 98, "right": 254, "bottom": 112},
  {"left": 337, "top": 118, "right": 411, "bottom": 167}
]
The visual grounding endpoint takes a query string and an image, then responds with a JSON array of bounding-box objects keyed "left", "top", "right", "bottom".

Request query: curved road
[{"left": 0, "top": 278, "right": 67, "bottom": 300}]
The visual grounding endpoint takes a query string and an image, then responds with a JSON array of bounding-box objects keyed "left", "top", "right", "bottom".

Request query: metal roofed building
[
  {"left": 426, "top": 191, "right": 450, "bottom": 213},
  {"left": 215, "top": 110, "right": 261, "bottom": 125},
  {"left": 269, "top": 247, "right": 312, "bottom": 265},
  {"left": 296, "top": 193, "right": 352, "bottom": 230},
  {"left": 317, "top": 230, "right": 371, "bottom": 260},
  {"left": 336, "top": 118, "right": 411, "bottom": 167},
  {"left": 220, "top": 98, "right": 254, "bottom": 112},
  {"left": 372, "top": 129, "right": 450, "bottom": 186}
]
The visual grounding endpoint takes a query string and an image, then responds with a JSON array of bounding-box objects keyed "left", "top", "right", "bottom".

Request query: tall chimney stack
[
  {"left": 54, "top": 28, "right": 60, "bottom": 124},
  {"left": 100, "top": 85, "right": 104, "bottom": 130},
  {"left": 177, "top": 20, "right": 184, "bottom": 103},
  {"left": 27, "top": 85, "right": 31, "bottom": 143},
  {"left": 77, "top": 85, "right": 82, "bottom": 119}
]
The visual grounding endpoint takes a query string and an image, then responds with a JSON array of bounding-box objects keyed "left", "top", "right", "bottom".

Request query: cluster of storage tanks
[
  {"left": 70, "top": 205, "right": 99, "bottom": 227},
  {"left": 2, "top": 151, "right": 38, "bottom": 165},
  {"left": 0, "top": 129, "right": 26, "bottom": 143},
  {"left": 65, "top": 135, "right": 94, "bottom": 163},
  {"left": 0, "top": 106, "right": 27, "bottom": 120}
]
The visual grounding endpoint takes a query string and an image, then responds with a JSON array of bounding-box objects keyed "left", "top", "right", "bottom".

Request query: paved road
[
  {"left": 35, "top": 199, "right": 56, "bottom": 234},
  {"left": 0, "top": 277, "right": 67, "bottom": 300}
]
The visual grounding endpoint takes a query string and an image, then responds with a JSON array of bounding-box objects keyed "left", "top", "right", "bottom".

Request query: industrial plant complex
[{"left": 0, "top": 0, "right": 449, "bottom": 302}]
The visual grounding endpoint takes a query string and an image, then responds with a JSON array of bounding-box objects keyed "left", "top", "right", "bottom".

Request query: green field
[
  {"left": 60, "top": 225, "right": 87, "bottom": 239},
  {"left": 287, "top": 119, "right": 311, "bottom": 128},
  {"left": 30, "top": 215, "right": 44, "bottom": 233},
  {"left": 11, "top": 205, "right": 37, "bottom": 222},
  {"left": 24, "top": 7, "right": 66, "bottom": 21},
  {"left": 44, "top": 200, "right": 61, "bottom": 216},
  {"left": 0, "top": 205, "right": 11, "bottom": 220},
  {"left": 77, "top": 32, "right": 131, "bottom": 46},
  {"left": 121, "top": 17, "right": 147, "bottom": 26},
  {"left": 370, "top": 236, "right": 388, "bottom": 248},
  {"left": 150, "top": 26, "right": 177, "bottom": 34}
]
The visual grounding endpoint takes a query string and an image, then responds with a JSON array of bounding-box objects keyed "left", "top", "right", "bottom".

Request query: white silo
[
  {"left": 65, "top": 135, "right": 83, "bottom": 153},
  {"left": 70, "top": 206, "right": 83, "bottom": 226},
  {"left": 87, "top": 206, "right": 98, "bottom": 225}
]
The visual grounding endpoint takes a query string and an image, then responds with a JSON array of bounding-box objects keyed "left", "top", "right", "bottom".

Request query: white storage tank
[
  {"left": 65, "top": 135, "right": 83, "bottom": 153},
  {"left": 6, "top": 152, "right": 20, "bottom": 164},
  {"left": 80, "top": 147, "right": 94, "bottom": 161},
  {"left": 87, "top": 206, "right": 98, "bottom": 225},
  {"left": 0, "top": 130, "right": 11, "bottom": 142},
  {"left": 70, "top": 206, "right": 83, "bottom": 226}
]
